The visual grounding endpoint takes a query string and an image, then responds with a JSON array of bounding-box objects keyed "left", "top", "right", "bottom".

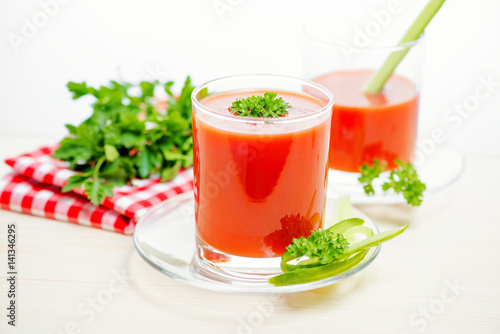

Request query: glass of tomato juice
[
  {"left": 191, "top": 75, "right": 333, "bottom": 276},
  {"left": 303, "top": 21, "right": 424, "bottom": 200}
]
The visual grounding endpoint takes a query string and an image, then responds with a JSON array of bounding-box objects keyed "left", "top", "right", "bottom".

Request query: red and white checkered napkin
[{"left": 0, "top": 146, "right": 193, "bottom": 234}]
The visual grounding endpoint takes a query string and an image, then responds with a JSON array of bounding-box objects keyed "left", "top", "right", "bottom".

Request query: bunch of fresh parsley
[
  {"left": 358, "top": 159, "right": 426, "bottom": 206},
  {"left": 53, "top": 77, "right": 195, "bottom": 205}
]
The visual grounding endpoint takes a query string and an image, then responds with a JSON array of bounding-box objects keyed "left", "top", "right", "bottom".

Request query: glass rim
[
  {"left": 302, "top": 23, "right": 425, "bottom": 51},
  {"left": 191, "top": 74, "right": 334, "bottom": 125}
]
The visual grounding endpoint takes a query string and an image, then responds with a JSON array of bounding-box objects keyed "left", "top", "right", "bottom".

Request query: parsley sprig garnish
[
  {"left": 286, "top": 229, "right": 349, "bottom": 265},
  {"left": 358, "top": 159, "right": 426, "bottom": 206},
  {"left": 229, "top": 92, "right": 290, "bottom": 117},
  {"left": 53, "top": 77, "right": 195, "bottom": 205},
  {"left": 358, "top": 159, "right": 386, "bottom": 196}
]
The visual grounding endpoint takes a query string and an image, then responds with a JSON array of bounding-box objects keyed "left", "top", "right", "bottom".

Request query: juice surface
[
  {"left": 193, "top": 90, "right": 330, "bottom": 257},
  {"left": 313, "top": 70, "right": 418, "bottom": 172}
]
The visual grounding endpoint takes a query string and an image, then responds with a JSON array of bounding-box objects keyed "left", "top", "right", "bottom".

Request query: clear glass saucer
[
  {"left": 327, "top": 144, "right": 465, "bottom": 204},
  {"left": 133, "top": 192, "right": 380, "bottom": 294}
]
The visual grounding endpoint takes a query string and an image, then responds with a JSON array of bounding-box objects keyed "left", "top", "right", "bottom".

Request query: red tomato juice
[
  {"left": 193, "top": 90, "right": 331, "bottom": 257},
  {"left": 313, "top": 70, "right": 419, "bottom": 172}
]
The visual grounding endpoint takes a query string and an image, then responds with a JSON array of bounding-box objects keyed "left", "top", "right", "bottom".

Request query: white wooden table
[{"left": 1, "top": 135, "right": 499, "bottom": 334}]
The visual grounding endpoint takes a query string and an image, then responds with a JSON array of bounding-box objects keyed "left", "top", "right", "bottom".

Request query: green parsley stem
[{"left": 93, "top": 156, "right": 106, "bottom": 179}]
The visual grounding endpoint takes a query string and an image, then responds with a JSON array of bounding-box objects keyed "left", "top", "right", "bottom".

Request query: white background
[{"left": 0, "top": 0, "right": 499, "bottom": 156}]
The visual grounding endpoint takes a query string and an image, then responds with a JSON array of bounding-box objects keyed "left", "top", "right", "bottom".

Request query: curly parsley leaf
[
  {"left": 55, "top": 76, "right": 195, "bottom": 205},
  {"left": 358, "top": 159, "right": 426, "bottom": 206},
  {"left": 358, "top": 159, "right": 387, "bottom": 196},
  {"left": 285, "top": 229, "right": 349, "bottom": 265},
  {"left": 229, "top": 92, "right": 290, "bottom": 117},
  {"left": 382, "top": 160, "right": 427, "bottom": 206}
]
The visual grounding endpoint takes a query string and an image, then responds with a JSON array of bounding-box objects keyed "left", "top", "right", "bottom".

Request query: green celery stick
[
  {"left": 363, "top": 0, "right": 446, "bottom": 94},
  {"left": 344, "top": 223, "right": 408, "bottom": 257},
  {"left": 328, "top": 217, "right": 364, "bottom": 235},
  {"left": 343, "top": 226, "right": 374, "bottom": 241},
  {"left": 327, "top": 195, "right": 354, "bottom": 228},
  {"left": 270, "top": 251, "right": 368, "bottom": 286}
]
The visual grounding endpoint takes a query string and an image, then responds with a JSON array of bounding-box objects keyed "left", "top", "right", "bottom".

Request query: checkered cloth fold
[{"left": 0, "top": 146, "right": 193, "bottom": 234}]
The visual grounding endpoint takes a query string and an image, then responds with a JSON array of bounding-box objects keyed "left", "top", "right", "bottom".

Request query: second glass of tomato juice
[
  {"left": 191, "top": 75, "right": 333, "bottom": 276},
  {"left": 303, "top": 20, "right": 424, "bottom": 199}
]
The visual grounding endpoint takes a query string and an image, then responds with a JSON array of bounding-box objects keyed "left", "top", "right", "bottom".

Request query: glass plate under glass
[
  {"left": 328, "top": 144, "right": 465, "bottom": 204},
  {"left": 133, "top": 192, "right": 381, "bottom": 294}
]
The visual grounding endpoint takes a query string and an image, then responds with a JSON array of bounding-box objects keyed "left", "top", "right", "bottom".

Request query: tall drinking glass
[
  {"left": 191, "top": 75, "right": 333, "bottom": 277},
  {"left": 303, "top": 19, "right": 424, "bottom": 201}
]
